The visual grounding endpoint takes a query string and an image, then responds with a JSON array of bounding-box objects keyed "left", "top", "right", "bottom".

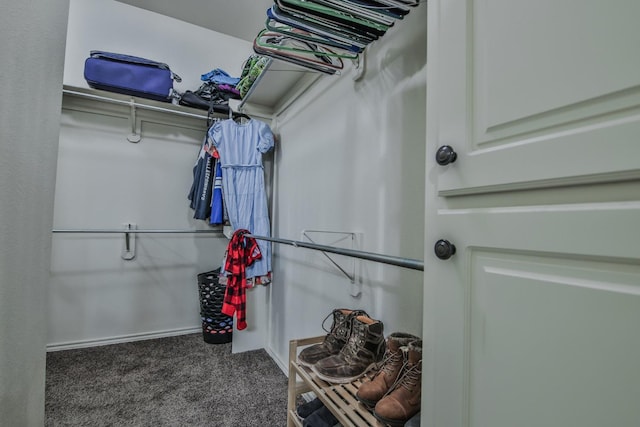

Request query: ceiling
[{"left": 115, "top": 0, "right": 274, "bottom": 42}]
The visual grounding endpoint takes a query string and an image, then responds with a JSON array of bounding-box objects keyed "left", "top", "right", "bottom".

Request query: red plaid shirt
[{"left": 221, "top": 229, "right": 261, "bottom": 330}]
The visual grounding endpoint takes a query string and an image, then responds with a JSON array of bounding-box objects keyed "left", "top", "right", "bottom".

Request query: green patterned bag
[{"left": 236, "top": 55, "right": 270, "bottom": 99}]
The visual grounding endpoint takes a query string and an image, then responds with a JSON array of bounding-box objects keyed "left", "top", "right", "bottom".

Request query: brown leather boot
[
  {"left": 356, "top": 332, "right": 419, "bottom": 408},
  {"left": 373, "top": 340, "right": 422, "bottom": 427}
]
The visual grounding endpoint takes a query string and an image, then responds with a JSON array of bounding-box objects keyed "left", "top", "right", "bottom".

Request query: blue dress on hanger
[{"left": 208, "top": 118, "right": 274, "bottom": 278}]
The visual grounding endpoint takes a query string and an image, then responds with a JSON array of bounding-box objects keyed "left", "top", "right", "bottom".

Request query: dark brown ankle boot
[
  {"left": 312, "top": 314, "right": 385, "bottom": 384},
  {"left": 373, "top": 340, "right": 422, "bottom": 427},
  {"left": 297, "top": 308, "right": 368, "bottom": 368},
  {"left": 356, "top": 332, "right": 419, "bottom": 408}
]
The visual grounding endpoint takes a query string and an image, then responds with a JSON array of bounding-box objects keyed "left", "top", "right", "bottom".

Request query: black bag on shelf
[
  {"left": 179, "top": 82, "right": 230, "bottom": 114},
  {"left": 179, "top": 91, "right": 230, "bottom": 115}
]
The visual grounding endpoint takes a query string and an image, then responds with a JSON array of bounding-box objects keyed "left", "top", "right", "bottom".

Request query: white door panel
[
  {"left": 438, "top": 201, "right": 640, "bottom": 259},
  {"left": 425, "top": 1, "right": 640, "bottom": 426},
  {"left": 429, "top": 202, "right": 640, "bottom": 426},
  {"left": 436, "top": 0, "right": 640, "bottom": 195},
  {"left": 469, "top": 253, "right": 640, "bottom": 427},
  {"left": 476, "top": 0, "right": 640, "bottom": 128}
]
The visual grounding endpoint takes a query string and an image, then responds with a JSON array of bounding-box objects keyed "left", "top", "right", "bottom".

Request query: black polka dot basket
[{"left": 197, "top": 268, "right": 233, "bottom": 344}]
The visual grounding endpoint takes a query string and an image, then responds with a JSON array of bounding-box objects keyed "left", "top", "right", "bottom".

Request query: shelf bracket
[
  {"left": 127, "top": 99, "right": 141, "bottom": 143},
  {"left": 121, "top": 223, "right": 136, "bottom": 260},
  {"left": 352, "top": 50, "right": 366, "bottom": 82},
  {"left": 301, "top": 230, "right": 360, "bottom": 297}
]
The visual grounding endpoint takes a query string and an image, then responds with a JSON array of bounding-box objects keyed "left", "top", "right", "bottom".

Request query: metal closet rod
[
  {"left": 52, "top": 228, "right": 223, "bottom": 234},
  {"left": 51, "top": 228, "right": 424, "bottom": 271},
  {"left": 245, "top": 233, "right": 424, "bottom": 272}
]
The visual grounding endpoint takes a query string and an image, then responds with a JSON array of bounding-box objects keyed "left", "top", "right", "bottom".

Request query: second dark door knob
[
  {"left": 436, "top": 145, "right": 457, "bottom": 165},
  {"left": 434, "top": 239, "right": 456, "bottom": 260}
]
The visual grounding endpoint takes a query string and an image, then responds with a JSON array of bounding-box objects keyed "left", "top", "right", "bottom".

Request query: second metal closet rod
[
  {"left": 245, "top": 233, "right": 424, "bottom": 272},
  {"left": 51, "top": 229, "right": 424, "bottom": 271}
]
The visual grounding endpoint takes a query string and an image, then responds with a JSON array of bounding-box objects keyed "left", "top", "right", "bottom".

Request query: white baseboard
[
  {"left": 265, "top": 344, "right": 289, "bottom": 377},
  {"left": 46, "top": 327, "right": 202, "bottom": 352}
]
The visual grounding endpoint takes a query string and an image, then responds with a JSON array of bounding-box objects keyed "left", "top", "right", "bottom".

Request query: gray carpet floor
[{"left": 45, "top": 333, "right": 288, "bottom": 426}]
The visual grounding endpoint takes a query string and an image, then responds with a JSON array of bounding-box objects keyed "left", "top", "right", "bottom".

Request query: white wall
[
  {"left": 49, "top": 101, "right": 225, "bottom": 348},
  {"left": 51, "top": 0, "right": 427, "bottom": 362},
  {"left": 0, "top": 1, "right": 70, "bottom": 425},
  {"left": 49, "top": 0, "right": 260, "bottom": 350},
  {"left": 64, "top": 0, "right": 253, "bottom": 92},
  {"left": 267, "top": 8, "right": 428, "bottom": 370}
]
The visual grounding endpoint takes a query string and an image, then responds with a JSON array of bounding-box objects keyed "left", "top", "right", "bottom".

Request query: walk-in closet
[{"left": 3, "top": 0, "right": 640, "bottom": 426}]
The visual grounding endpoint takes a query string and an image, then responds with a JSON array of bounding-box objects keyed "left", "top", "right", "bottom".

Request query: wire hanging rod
[
  {"left": 52, "top": 228, "right": 223, "bottom": 234},
  {"left": 245, "top": 233, "right": 424, "bottom": 271},
  {"left": 51, "top": 228, "right": 424, "bottom": 271}
]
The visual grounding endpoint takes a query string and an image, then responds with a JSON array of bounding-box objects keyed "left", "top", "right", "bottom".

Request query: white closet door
[{"left": 424, "top": 1, "right": 640, "bottom": 427}]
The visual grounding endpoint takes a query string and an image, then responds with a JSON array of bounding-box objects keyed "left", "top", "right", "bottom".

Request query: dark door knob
[
  {"left": 434, "top": 239, "right": 456, "bottom": 260},
  {"left": 436, "top": 145, "right": 457, "bottom": 165}
]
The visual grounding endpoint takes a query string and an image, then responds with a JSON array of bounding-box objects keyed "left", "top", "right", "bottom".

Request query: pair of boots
[
  {"left": 356, "top": 332, "right": 422, "bottom": 427},
  {"left": 298, "top": 309, "right": 385, "bottom": 384}
]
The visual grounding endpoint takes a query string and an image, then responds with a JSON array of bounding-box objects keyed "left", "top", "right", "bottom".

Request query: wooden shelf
[{"left": 287, "top": 336, "right": 387, "bottom": 427}]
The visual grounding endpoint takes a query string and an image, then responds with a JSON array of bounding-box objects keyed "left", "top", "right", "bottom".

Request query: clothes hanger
[
  {"left": 308, "top": 0, "right": 398, "bottom": 26},
  {"left": 276, "top": 0, "right": 390, "bottom": 37},
  {"left": 255, "top": 29, "right": 359, "bottom": 60},
  {"left": 265, "top": 17, "right": 363, "bottom": 53},
  {"left": 207, "top": 104, "right": 217, "bottom": 128},
  {"left": 227, "top": 107, "right": 251, "bottom": 123},
  {"left": 268, "top": 4, "right": 375, "bottom": 48},
  {"left": 253, "top": 36, "right": 344, "bottom": 74},
  {"left": 233, "top": 112, "right": 251, "bottom": 123}
]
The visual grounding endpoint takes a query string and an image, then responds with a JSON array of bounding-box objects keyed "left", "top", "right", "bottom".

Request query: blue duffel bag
[{"left": 84, "top": 50, "right": 181, "bottom": 102}]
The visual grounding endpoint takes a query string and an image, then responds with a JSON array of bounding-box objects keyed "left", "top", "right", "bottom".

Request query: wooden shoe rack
[{"left": 287, "top": 336, "right": 388, "bottom": 427}]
